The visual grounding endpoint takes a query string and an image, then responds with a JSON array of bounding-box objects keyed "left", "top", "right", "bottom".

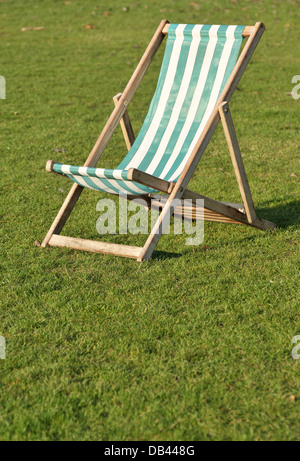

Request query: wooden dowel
[
  {"left": 49, "top": 235, "right": 142, "bottom": 259},
  {"left": 162, "top": 24, "right": 254, "bottom": 37}
]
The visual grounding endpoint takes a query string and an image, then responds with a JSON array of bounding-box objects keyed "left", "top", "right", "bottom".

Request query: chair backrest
[{"left": 119, "top": 24, "right": 245, "bottom": 182}]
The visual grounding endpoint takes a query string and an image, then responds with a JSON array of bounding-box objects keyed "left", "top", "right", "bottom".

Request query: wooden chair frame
[{"left": 40, "top": 20, "right": 276, "bottom": 261}]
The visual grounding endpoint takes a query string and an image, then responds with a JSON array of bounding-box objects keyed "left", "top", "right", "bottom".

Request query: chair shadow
[
  {"left": 256, "top": 199, "right": 300, "bottom": 229},
  {"left": 152, "top": 199, "right": 300, "bottom": 261},
  {"left": 151, "top": 250, "right": 182, "bottom": 261}
]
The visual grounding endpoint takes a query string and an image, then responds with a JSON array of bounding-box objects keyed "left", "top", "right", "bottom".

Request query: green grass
[{"left": 0, "top": 0, "right": 299, "bottom": 441}]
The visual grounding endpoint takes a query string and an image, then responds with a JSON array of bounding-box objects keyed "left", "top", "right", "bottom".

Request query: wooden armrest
[{"left": 127, "top": 168, "right": 175, "bottom": 194}]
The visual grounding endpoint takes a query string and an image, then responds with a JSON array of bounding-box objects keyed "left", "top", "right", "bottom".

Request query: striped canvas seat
[{"left": 52, "top": 24, "right": 245, "bottom": 195}]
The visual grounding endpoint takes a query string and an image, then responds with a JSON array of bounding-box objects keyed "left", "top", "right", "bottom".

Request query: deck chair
[{"left": 40, "top": 20, "right": 276, "bottom": 261}]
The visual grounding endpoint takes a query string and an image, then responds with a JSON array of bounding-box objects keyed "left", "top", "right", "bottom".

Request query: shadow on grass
[
  {"left": 151, "top": 250, "right": 182, "bottom": 261},
  {"left": 62, "top": 199, "right": 298, "bottom": 263},
  {"left": 256, "top": 199, "right": 300, "bottom": 229},
  {"left": 151, "top": 199, "right": 299, "bottom": 261}
]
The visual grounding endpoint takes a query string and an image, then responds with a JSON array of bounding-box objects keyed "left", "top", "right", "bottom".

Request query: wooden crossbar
[
  {"left": 49, "top": 234, "right": 142, "bottom": 259},
  {"left": 181, "top": 190, "right": 276, "bottom": 230},
  {"left": 149, "top": 195, "right": 244, "bottom": 225}
]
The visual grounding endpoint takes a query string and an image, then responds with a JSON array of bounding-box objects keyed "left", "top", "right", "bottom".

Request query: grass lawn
[{"left": 0, "top": 0, "right": 299, "bottom": 441}]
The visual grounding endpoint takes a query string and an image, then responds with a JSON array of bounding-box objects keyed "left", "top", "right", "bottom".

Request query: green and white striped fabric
[{"left": 52, "top": 24, "right": 245, "bottom": 195}]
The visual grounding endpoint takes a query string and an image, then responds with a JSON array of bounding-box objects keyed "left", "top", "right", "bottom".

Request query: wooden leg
[
  {"left": 138, "top": 199, "right": 174, "bottom": 261},
  {"left": 113, "top": 93, "right": 135, "bottom": 150},
  {"left": 137, "top": 22, "right": 269, "bottom": 259},
  {"left": 41, "top": 183, "right": 84, "bottom": 247},
  {"left": 138, "top": 187, "right": 185, "bottom": 261},
  {"left": 41, "top": 20, "right": 167, "bottom": 248},
  {"left": 219, "top": 102, "right": 257, "bottom": 223}
]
